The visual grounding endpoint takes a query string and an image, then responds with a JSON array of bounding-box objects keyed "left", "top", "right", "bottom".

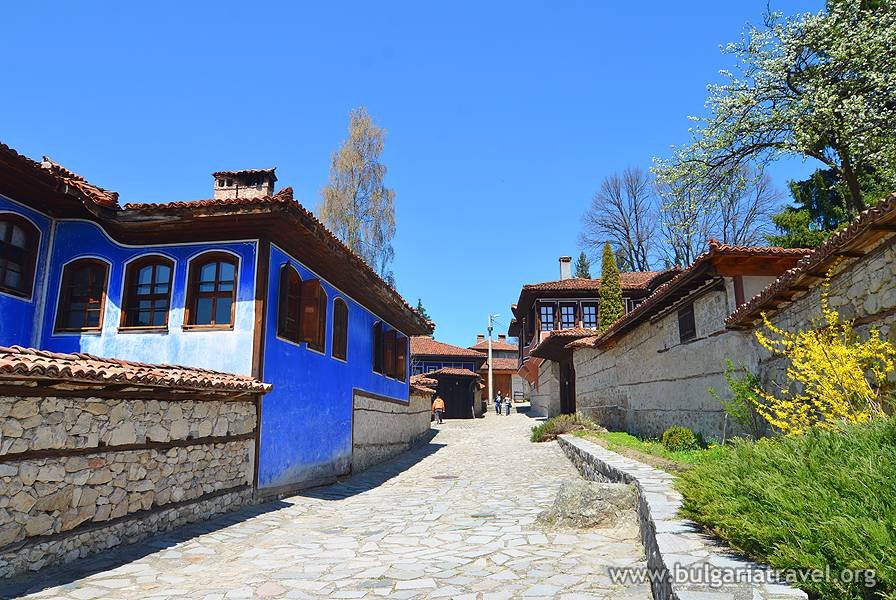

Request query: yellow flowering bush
[{"left": 754, "top": 273, "right": 896, "bottom": 434}]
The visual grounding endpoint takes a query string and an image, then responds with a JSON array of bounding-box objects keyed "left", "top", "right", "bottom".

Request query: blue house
[{"left": 0, "top": 143, "right": 432, "bottom": 495}]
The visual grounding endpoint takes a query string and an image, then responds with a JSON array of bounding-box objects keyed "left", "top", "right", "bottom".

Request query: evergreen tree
[
  {"left": 415, "top": 298, "right": 433, "bottom": 329},
  {"left": 574, "top": 251, "right": 591, "bottom": 278},
  {"left": 599, "top": 242, "right": 623, "bottom": 332}
]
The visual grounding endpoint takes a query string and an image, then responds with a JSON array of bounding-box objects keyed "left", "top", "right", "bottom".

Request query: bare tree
[
  {"left": 715, "top": 165, "right": 782, "bottom": 246},
  {"left": 580, "top": 167, "right": 656, "bottom": 271},
  {"left": 656, "top": 181, "right": 717, "bottom": 267},
  {"left": 319, "top": 107, "right": 397, "bottom": 285}
]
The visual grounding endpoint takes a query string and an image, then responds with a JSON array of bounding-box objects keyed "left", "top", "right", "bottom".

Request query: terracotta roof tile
[
  {"left": 40, "top": 156, "right": 120, "bottom": 208},
  {"left": 425, "top": 367, "right": 482, "bottom": 378},
  {"left": 0, "top": 345, "right": 271, "bottom": 393},
  {"left": 410, "top": 336, "right": 486, "bottom": 359},
  {"left": 726, "top": 194, "right": 896, "bottom": 328},
  {"left": 528, "top": 328, "right": 597, "bottom": 360},
  {"left": 577, "top": 242, "right": 812, "bottom": 349},
  {"left": 468, "top": 339, "right": 517, "bottom": 352},
  {"left": 522, "top": 271, "right": 674, "bottom": 293},
  {"left": 212, "top": 167, "right": 276, "bottom": 179},
  {"left": 478, "top": 357, "right": 519, "bottom": 371}
]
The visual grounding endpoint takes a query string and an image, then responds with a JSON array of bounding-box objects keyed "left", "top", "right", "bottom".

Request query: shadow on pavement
[
  {"left": 0, "top": 500, "right": 291, "bottom": 599},
  {"left": 298, "top": 428, "right": 446, "bottom": 501},
  {"left": 0, "top": 430, "right": 448, "bottom": 598}
]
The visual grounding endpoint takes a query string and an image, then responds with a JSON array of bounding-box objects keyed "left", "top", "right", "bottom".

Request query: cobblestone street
[{"left": 10, "top": 410, "right": 649, "bottom": 600}]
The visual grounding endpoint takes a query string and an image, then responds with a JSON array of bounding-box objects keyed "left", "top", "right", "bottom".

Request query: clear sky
[{"left": 2, "top": 1, "right": 823, "bottom": 347}]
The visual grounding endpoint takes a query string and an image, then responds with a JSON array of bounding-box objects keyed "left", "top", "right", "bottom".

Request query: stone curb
[{"left": 557, "top": 435, "right": 808, "bottom": 600}]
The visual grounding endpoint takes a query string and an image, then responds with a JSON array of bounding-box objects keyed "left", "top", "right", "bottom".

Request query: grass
[
  {"left": 575, "top": 430, "right": 729, "bottom": 473},
  {"left": 676, "top": 418, "right": 896, "bottom": 600},
  {"left": 530, "top": 414, "right": 602, "bottom": 442}
]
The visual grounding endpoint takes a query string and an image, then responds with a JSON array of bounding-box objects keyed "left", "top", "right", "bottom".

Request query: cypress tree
[{"left": 599, "top": 241, "right": 623, "bottom": 331}]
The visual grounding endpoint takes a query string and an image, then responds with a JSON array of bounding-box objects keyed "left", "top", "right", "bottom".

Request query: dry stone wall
[
  {"left": 0, "top": 392, "right": 257, "bottom": 579},
  {"left": 352, "top": 390, "right": 432, "bottom": 473}
]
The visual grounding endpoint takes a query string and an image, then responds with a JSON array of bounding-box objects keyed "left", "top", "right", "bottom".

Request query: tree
[
  {"left": 715, "top": 165, "right": 782, "bottom": 246},
  {"left": 319, "top": 107, "right": 397, "bottom": 284},
  {"left": 574, "top": 251, "right": 591, "bottom": 278},
  {"left": 767, "top": 166, "right": 891, "bottom": 247},
  {"left": 415, "top": 298, "right": 432, "bottom": 327},
  {"left": 656, "top": 181, "right": 717, "bottom": 267},
  {"left": 599, "top": 242, "right": 623, "bottom": 331},
  {"left": 655, "top": 2, "right": 896, "bottom": 214},
  {"left": 581, "top": 167, "right": 656, "bottom": 271}
]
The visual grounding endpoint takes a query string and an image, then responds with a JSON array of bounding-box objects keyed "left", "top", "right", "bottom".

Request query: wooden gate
[{"left": 559, "top": 360, "right": 576, "bottom": 415}]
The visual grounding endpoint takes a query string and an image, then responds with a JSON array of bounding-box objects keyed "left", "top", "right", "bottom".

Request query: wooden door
[{"left": 559, "top": 360, "right": 576, "bottom": 415}]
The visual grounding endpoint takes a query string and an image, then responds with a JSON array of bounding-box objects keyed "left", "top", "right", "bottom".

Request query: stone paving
[{"left": 9, "top": 410, "right": 649, "bottom": 600}]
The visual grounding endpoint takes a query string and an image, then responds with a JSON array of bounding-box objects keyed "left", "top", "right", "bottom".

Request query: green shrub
[
  {"left": 677, "top": 418, "right": 896, "bottom": 599},
  {"left": 531, "top": 414, "right": 599, "bottom": 442},
  {"left": 661, "top": 426, "right": 701, "bottom": 452},
  {"left": 709, "top": 359, "right": 767, "bottom": 440}
]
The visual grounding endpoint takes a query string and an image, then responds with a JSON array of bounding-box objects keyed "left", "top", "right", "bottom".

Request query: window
[
  {"left": 582, "top": 302, "right": 598, "bottom": 329},
  {"left": 560, "top": 303, "right": 577, "bottom": 329},
  {"left": 0, "top": 214, "right": 39, "bottom": 298},
  {"left": 539, "top": 303, "right": 555, "bottom": 332},
  {"left": 121, "top": 256, "right": 173, "bottom": 329},
  {"left": 678, "top": 303, "right": 697, "bottom": 343},
  {"left": 277, "top": 265, "right": 302, "bottom": 343},
  {"left": 373, "top": 322, "right": 384, "bottom": 373},
  {"left": 384, "top": 330, "right": 397, "bottom": 378},
  {"left": 625, "top": 297, "right": 643, "bottom": 313},
  {"left": 300, "top": 279, "right": 326, "bottom": 351},
  {"left": 395, "top": 334, "right": 407, "bottom": 382},
  {"left": 55, "top": 259, "right": 109, "bottom": 332},
  {"left": 185, "top": 253, "right": 237, "bottom": 328},
  {"left": 332, "top": 298, "right": 348, "bottom": 360}
]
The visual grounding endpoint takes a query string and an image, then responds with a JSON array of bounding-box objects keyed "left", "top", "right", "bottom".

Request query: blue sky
[{"left": 2, "top": 1, "right": 823, "bottom": 347}]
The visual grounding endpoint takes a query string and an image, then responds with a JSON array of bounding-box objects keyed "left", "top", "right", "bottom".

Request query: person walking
[
  {"left": 504, "top": 395, "right": 512, "bottom": 416},
  {"left": 432, "top": 395, "right": 446, "bottom": 424},
  {"left": 494, "top": 391, "right": 503, "bottom": 416}
]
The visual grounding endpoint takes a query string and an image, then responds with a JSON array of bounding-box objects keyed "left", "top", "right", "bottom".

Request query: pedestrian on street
[
  {"left": 432, "top": 395, "right": 445, "bottom": 424},
  {"left": 494, "top": 391, "right": 503, "bottom": 415},
  {"left": 504, "top": 396, "right": 512, "bottom": 416}
]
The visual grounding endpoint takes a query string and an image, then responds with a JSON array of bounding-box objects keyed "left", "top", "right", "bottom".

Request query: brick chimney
[
  {"left": 498, "top": 334, "right": 507, "bottom": 342},
  {"left": 476, "top": 334, "right": 485, "bottom": 343},
  {"left": 213, "top": 168, "right": 277, "bottom": 200},
  {"left": 559, "top": 256, "right": 572, "bottom": 280}
]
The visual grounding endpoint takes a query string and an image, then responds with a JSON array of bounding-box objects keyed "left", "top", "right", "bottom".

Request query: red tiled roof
[
  {"left": 409, "top": 373, "right": 438, "bottom": 395},
  {"left": 522, "top": 271, "right": 673, "bottom": 293},
  {"left": 726, "top": 194, "right": 896, "bottom": 329},
  {"left": 40, "top": 156, "right": 120, "bottom": 208},
  {"left": 572, "top": 242, "right": 812, "bottom": 350},
  {"left": 529, "top": 328, "right": 598, "bottom": 361},
  {"left": 0, "top": 346, "right": 271, "bottom": 393},
  {"left": 212, "top": 167, "right": 276, "bottom": 179},
  {"left": 469, "top": 339, "right": 517, "bottom": 352},
  {"left": 478, "top": 357, "right": 519, "bottom": 371},
  {"left": 425, "top": 367, "right": 482, "bottom": 379},
  {"left": 123, "top": 187, "right": 294, "bottom": 211},
  {"left": 410, "top": 336, "right": 486, "bottom": 359}
]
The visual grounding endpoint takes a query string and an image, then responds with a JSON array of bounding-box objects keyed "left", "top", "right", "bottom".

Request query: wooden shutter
[
  {"left": 373, "top": 322, "right": 384, "bottom": 373},
  {"left": 395, "top": 335, "right": 407, "bottom": 382},
  {"left": 316, "top": 287, "right": 328, "bottom": 350},
  {"left": 384, "top": 330, "right": 397, "bottom": 377},
  {"left": 300, "top": 279, "right": 321, "bottom": 348}
]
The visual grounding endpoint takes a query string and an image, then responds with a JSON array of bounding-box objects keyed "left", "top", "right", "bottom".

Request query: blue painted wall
[
  {"left": 38, "top": 220, "right": 257, "bottom": 375},
  {"left": 258, "top": 244, "right": 410, "bottom": 489},
  {"left": 0, "top": 195, "right": 52, "bottom": 348}
]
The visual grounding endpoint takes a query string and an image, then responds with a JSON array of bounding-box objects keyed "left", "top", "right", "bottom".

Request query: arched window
[
  {"left": 0, "top": 214, "right": 39, "bottom": 298},
  {"left": 277, "top": 264, "right": 302, "bottom": 343},
  {"left": 372, "top": 322, "right": 384, "bottom": 374},
  {"left": 120, "top": 256, "right": 174, "bottom": 329},
  {"left": 300, "top": 279, "right": 327, "bottom": 352},
  {"left": 55, "top": 258, "right": 109, "bottom": 332},
  {"left": 332, "top": 298, "right": 348, "bottom": 360},
  {"left": 185, "top": 252, "right": 237, "bottom": 328}
]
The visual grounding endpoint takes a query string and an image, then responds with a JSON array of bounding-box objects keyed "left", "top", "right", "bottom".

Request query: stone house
[
  {"left": 557, "top": 243, "right": 807, "bottom": 438},
  {"left": 507, "top": 256, "right": 676, "bottom": 417},
  {"left": 410, "top": 336, "right": 485, "bottom": 418},
  {"left": 0, "top": 141, "right": 432, "bottom": 498}
]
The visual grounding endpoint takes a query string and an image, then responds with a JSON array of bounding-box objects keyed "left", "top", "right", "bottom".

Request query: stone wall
[
  {"left": 575, "top": 279, "right": 760, "bottom": 440},
  {"left": 0, "top": 392, "right": 257, "bottom": 579},
  {"left": 352, "top": 390, "right": 432, "bottom": 473},
  {"left": 529, "top": 359, "right": 560, "bottom": 418},
  {"left": 760, "top": 235, "right": 896, "bottom": 390}
]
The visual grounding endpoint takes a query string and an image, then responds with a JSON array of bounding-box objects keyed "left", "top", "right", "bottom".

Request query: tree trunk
[{"left": 839, "top": 152, "right": 866, "bottom": 214}]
